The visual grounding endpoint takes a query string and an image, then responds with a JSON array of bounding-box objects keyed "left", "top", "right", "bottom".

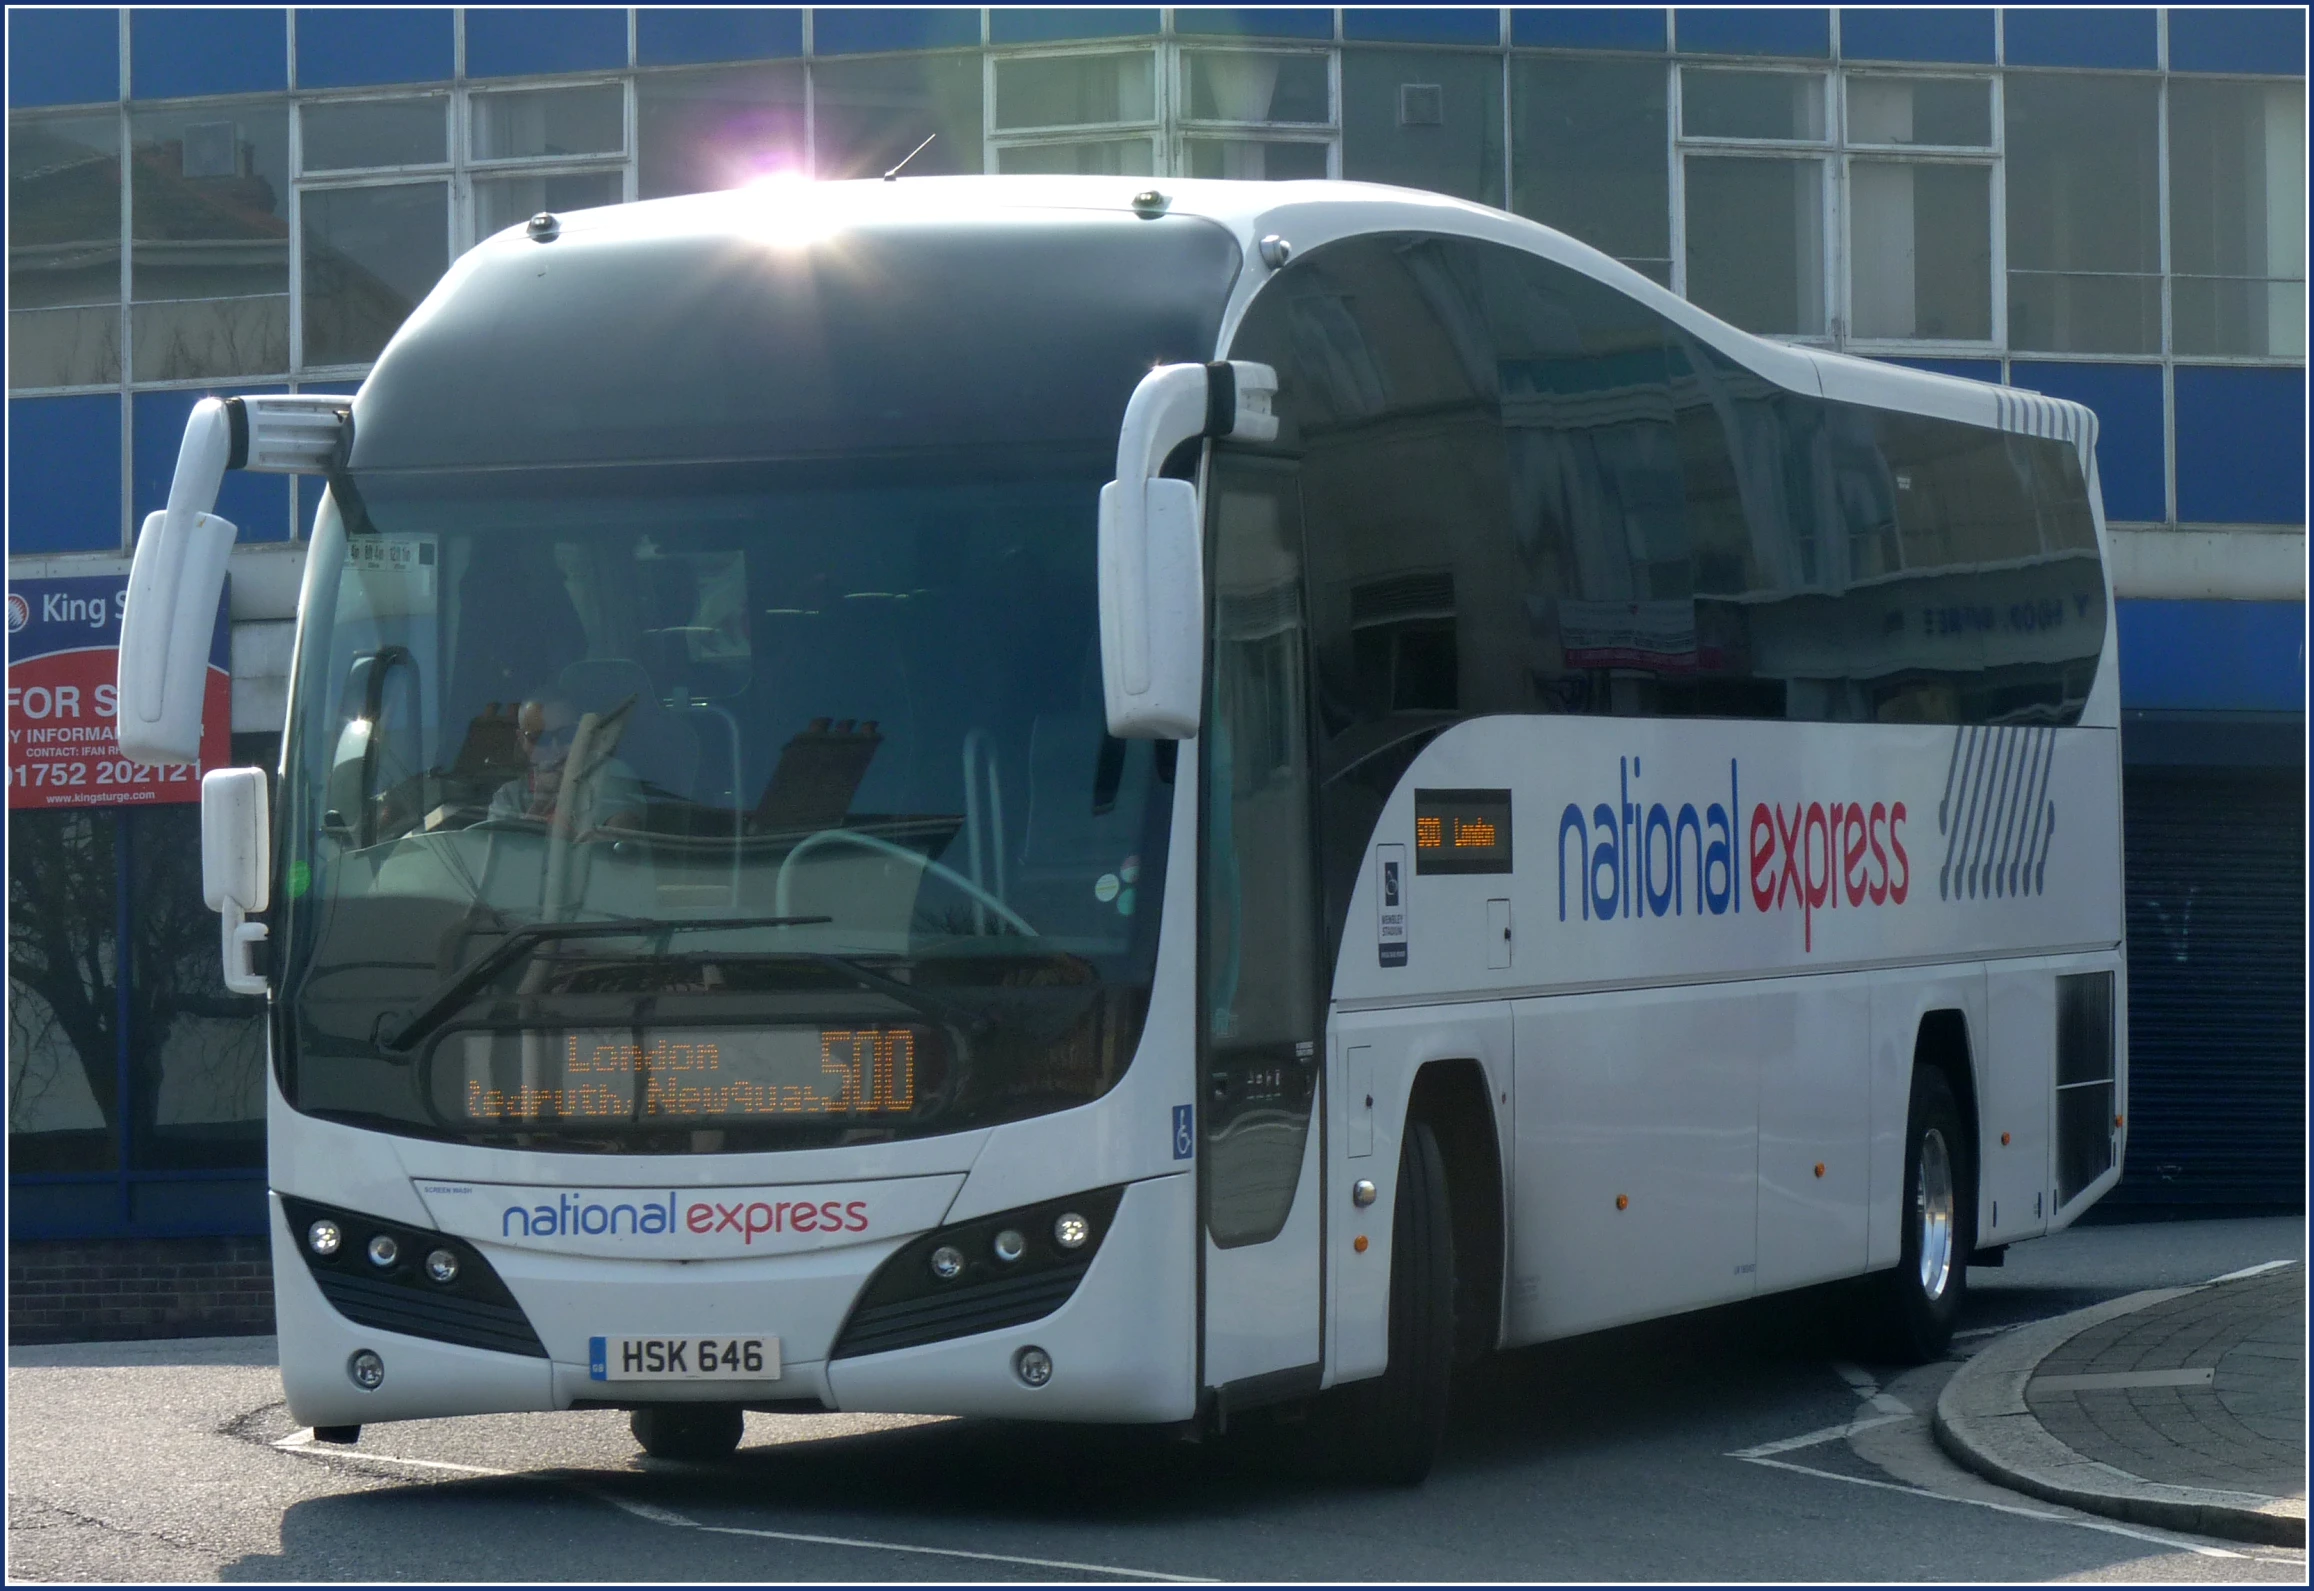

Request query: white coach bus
[{"left": 120, "top": 177, "right": 2125, "bottom": 1482}]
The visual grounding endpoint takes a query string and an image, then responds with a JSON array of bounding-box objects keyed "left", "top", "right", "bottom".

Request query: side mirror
[
  {"left": 1098, "top": 360, "right": 1277, "bottom": 739},
  {"left": 201, "top": 767, "right": 272, "bottom": 996}
]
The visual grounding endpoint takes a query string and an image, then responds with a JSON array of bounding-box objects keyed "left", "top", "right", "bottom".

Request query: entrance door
[{"left": 1200, "top": 456, "right": 1325, "bottom": 1396}]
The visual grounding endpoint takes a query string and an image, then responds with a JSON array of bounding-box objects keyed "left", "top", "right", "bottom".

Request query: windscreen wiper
[
  {"left": 788, "top": 952, "right": 995, "bottom": 1039},
  {"left": 380, "top": 915, "right": 831, "bottom": 1054}
]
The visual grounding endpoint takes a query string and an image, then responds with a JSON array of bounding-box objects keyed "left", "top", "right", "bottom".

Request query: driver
[{"left": 488, "top": 692, "right": 644, "bottom": 830}]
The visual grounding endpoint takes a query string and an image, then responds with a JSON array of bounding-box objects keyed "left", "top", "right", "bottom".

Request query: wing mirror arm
[
  {"left": 1098, "top": 360, "right": 1278, "bottom": 739},
  {"left": 118, "top": 396, "right": 350, "bottom": 767}
]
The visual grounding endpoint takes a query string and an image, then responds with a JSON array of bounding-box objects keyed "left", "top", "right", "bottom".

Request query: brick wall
[{"left": 8, "top": 1237, "right": 274, "bottom": 1343}]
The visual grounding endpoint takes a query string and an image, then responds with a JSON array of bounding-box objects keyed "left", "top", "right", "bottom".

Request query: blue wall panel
[
  {"left": 2169, "top": 9, "right": 2306, "bottom": 75},
  {"left": 2118, "top": 600, "right": 2306, "bottom": 713},
  {"left": 129, "top": 8, "right": 285, "bottom": 99},
  {"left": 463, "top": 8, "right": 629, "bottom": 78},
  {"left": 637, "top": 9, "right": 802, "bottom": 66},
  {"left": 810, "top": 9, "right": 981, "bottom": 54},
  {"left": 990, "top": 9, "right": 1160, "bottom": 44},
  {"left": 1883, "top": 357, "right": 2002, "bottom": 384},
  {"left": 295, "top": 9, "right": 455, "bottom": 89},
  {"left": 8, "top": 398, "right": 122, "bottom": 555},
  {"left": 2174, "top": 366, "right": 2308, "bottom": 527},
  {"left": 1175, "top": 9, "right": 1337, "bottom": 41},
  {"left": 132, "top": 391, "right": 289, "bottom": 545},
  {"left": 1675, "top": 8, "right": 1829, "bottom": 57},
  {"left": 1342, "top": 9, "right": 1501, "bottom": 46},
  {"left": 10, "top": 8, "right": 119, "bottom": 106},
  {"left": 1838, "top": 8, "right": 1994, "bottom": 64},
  {"left": 2001, "top": 9, "right": 2157, "bottom": 70},
  {"left": 1512, "top": 9, "right": 1667, "bottom": 51},
  {"left": 2009, "top": 362, "right": 2165, "bottom": 524}
]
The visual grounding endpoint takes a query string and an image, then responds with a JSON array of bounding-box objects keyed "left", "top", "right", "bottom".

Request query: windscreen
[{"left": 278, "top": 452, "right": 1177, "bottom": 1151}]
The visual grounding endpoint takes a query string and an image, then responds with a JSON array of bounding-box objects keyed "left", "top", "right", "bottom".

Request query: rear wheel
[
  {"left": 1343, "top": 1118, "right": 1456, "bottom": 1485},
  {"left": 631, "top": 1403, "right": 744, "bottom": 1461},
  {"left": 1867, "top": 1067, "right": 1970, "bottom": 1362}
]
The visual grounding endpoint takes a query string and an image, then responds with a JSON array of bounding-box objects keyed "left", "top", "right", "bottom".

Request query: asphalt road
[{"left": 8, "top": 1215, "right": 2304, "bottom": 1582}]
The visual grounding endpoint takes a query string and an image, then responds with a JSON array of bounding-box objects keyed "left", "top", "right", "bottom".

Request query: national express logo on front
[{"left": 412, "top": 1176, "right": 960, "bottom": 1258}]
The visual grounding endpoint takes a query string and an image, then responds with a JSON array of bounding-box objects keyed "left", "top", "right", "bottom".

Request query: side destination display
[{"left": 1414, "top": 788, "right": 1514, "bottom": 875}]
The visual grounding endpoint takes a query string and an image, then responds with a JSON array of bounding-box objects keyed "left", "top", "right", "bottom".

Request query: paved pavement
[{"left": 1938, "top": 1259, "right": 2307, "bottom": 1547}]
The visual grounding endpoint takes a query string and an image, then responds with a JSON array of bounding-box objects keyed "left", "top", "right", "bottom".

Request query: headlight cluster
[{"left": 302, "top": 1214, "right": 462, "bottom": 1290}]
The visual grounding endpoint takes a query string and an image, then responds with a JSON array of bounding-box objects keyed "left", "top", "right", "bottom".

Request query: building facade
[{"left": 7, "top": 6, "right": 2305, "bottom": 1339}]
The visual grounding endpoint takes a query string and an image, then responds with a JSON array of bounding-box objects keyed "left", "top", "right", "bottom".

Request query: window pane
[
  {"left": 300, "top": 181, "right": 448, "bottom": 367},
  {"left": 301, "top": 97, "right": 448, "bottom": 172},
  {"left": 471, "top": 84, "right": 625, "bottom": 161},
  {"left": 639, "top": 64, "right": 807, "bottom": 197},
  {"left": 475, "top": 168, "right": 621, "bottom": 238},
  {"left": 9, "top": 113, "right": 122, "bottom": 387},
  {"left": 2170, "top": 79, "right": 2306, "bottom": 278},
  {"left": 1184, "top": 50, "right": 1330, "bottom": 124},
  {"left": 129, "top": 102, "right": 291, "bottom": 381},
  {"left": 128, "top": 804, "right": 266, "bottom": 1171},
  {"left": 996, "top": 138, "right": 1155, "bottom": 176},
  {"left": 1850, "top": 161, "right": 1990, "bottom": 340},
  {"left": 2174, "top": 277, "right": 2307, "bottom": 359},
  {"left": 1512, "top": 58, "right": 1669, "bottom": 276},
  {"left": 811, "top": 54, "right": 983, "bottom": 181},
  {"left": 1684, "top": 156, "right": 1824, "bottom": 335},
  {"left": 9, "top": 810, "right": 120, "bottom": 1173},
  {"left": 1847, "top": 77, "right": 1991, "bottom": 147},
  {"left": 1186, "top": 138, "right": 1329, "bottom": 181},
  {"left": 1341, "top": 49, "right": 1503, "bottom": 207},
  {"left": 1682, "top": 69, "right": 1825, "bottom": 140},
  {"left": 2005, "top": 73, "right": 2158, "bottom": 353},
  {"left": 994, "top": 51, "right": 1156, "bottom": 130}
]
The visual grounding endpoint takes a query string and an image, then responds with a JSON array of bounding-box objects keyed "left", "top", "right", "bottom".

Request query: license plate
[{"left": 589, "top": 1335, "right": 780, "bottom": 1382}]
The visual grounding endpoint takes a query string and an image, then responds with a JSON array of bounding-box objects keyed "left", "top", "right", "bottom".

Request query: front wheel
[
  {"left": 1342, "top": 1118, "right": 1456, "bottom": 1485},
  {"left": 631, "top": 1403, "right": 744, "bottom": 1461},
  {"left": 1866, "top": 1067, "right": 1971, "bottom": 1362}
]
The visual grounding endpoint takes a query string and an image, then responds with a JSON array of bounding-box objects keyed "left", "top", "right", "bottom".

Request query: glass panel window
[
  {"left": 1184, "top": 50, "right": 1330, "bottom": 125},
  {"left": 2004, "top": 74, "right": 2160, "bottom": 354},
  {"left": 301, "top": 96, "right": 449, "bottom": 173},
  {"left": 8, "top": 112, "right": 122, "bottom": 388},
  {"left": 811, "top": 54, "right": 983, "bottom": 181},
  {"left": 1511, "top": 58, "right": 1669, "bottom": 283},
  {"left": 1850, "top": 161, "right": 1992, "bottom": 340},
  {"left": 2169, "top": 78, "right": 2306, "bottom": 358},
  {"left": 129, "top": 102, "right": 291, "bottom": 381},
  {"left": 993, "top": 51, "right": 1156, "bottom": 131},
  {"left": 1342, "top": 49, "right": 1502, "bottom": 207},
  {"left": 638, "top": 64, "right": 808, "bottom": 197},
  {"left": 301, "top": 181, "right": 449, "bottom": 368},
  {"left": 128, "top": 804, "right": 266, "bottom": 1171},
  {"left": 470, "top": 84, "right": 625, "bottom": 162},
  {"left": 1685, "top": 156, "right": 1825, "bottom": 334},
  {"left": 475, "top": 169, "right": 622, "bottom": 238},
  {"left": 1682, "top": 69, "right": 1827, "bottom": 141},
  {"left": 996, "top": 138, "right": 1156, "bottom": 176},
  {"left": 8, "top": 810, "right": 120, "bottom": 1174},
  {"left": 1186, "top": 138, "right": 1329, "bottom": 181},
  {"left": 1846, "top": 76, "right": 1991, "bottom": 148}
]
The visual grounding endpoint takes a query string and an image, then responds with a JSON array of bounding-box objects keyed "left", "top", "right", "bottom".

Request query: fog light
[
  {"left": 929, "top": 1244, "right": 965, "bottom": 1281},
  {"left": 347, "top": 1349, "right": 385, "bottom": 1391},
  {"left": 1052, "top": 1212, "right": 1089, "bottom": 1251},
  {"left": 306, "top": 1220, "right": 342, "bottom": 1257},
  {"left": 425, "top": 1249, "right": 459, "bottom": 1285},
  {"left": 992, "top": 1229, "right": 1026, "bottom": 1264},
  {"left": 366, "top": 1234, "right": 399, "bottom": 1268},
  {"left": 1014, "top": 1346, "right": 1053, "bottom": 1387}
]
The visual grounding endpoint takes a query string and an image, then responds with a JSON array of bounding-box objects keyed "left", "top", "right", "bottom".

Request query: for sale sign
[{"left": 6, "top": 574, "right": 230, "bottom": 809}]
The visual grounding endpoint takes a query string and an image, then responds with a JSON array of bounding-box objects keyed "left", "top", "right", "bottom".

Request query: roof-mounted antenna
[{"left": 882, "top": 133, "right": 937, "bottom": 183}]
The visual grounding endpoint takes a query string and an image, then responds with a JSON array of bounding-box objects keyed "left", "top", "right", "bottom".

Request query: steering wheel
[{"left": 774, "top": 827, "right": 1039, "bottom": 936}]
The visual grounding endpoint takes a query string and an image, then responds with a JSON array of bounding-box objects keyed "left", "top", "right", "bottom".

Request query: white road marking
[
  {"left": 1831, "top": 1361, "right": 1879, "bottom": 1392},
  {"left": 2206, "top": 1259, "right": 2294, "bottom": 1285},
  {"left": 1729, "top": 1412, "right": 1913, "bottom": 1459},
  {"left": 577, "top": 1484, "right": 1212, "bottom": 1582},
  {"left": 274, "top": 1435, "right": 511, "bottom": 1477},
  {"left": 1732, "top": 1454, "right": 2247, "bottom": 1560}
]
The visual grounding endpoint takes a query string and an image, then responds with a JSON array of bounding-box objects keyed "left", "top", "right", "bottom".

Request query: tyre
[
  {"left": 1344, "top": 1118, "right": 1457, "bottom": 1485},
  {"left": 1866, "top": 1066, "right": 1971, "bottom": 1363},
  {"left": 631, "top": 1403, "right": 745, "bottom": 1461}
]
